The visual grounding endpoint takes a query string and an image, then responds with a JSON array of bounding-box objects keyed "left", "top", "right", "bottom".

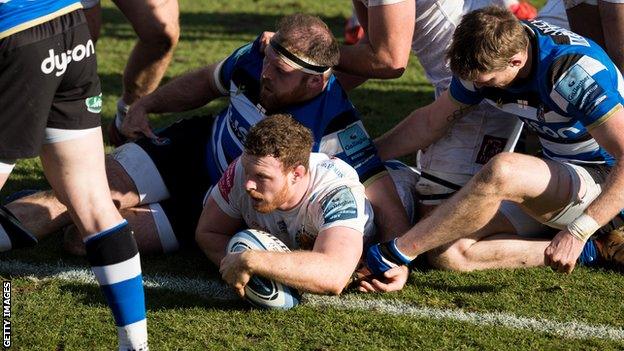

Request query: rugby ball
[{"left": 226, "top": 229, "right": 301, "bottom": 309}]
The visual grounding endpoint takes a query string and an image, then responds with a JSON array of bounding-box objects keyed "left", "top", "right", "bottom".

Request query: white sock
[{"left": 118, "top": 319, "right": 149, "bottom": 351}]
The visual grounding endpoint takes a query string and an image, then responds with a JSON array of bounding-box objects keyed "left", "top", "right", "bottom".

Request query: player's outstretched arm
[
  {"left": 546, "top": 109, "right": 624, "bottom": 273},
  {"left": 337, "top": 0, "right": 414, "bottom": 79},
  {"left": 122, "top": 62, "right": 225, "bottom": 140},
  {"left": 195, "top": 196, "right": 244, "bottom": 266},
  {"left": 375, "top": 90, "right": 468, "bottom": 161},
  {"left": 222, "top": 227, "right": 363, "bottom": 295}
]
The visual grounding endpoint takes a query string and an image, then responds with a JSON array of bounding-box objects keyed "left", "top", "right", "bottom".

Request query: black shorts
[
  {"left": 0, "top": 10, "right": 101, "bottom": 159},
  {"left": 135, "top": 116, "right": 218, "bottom": 244}
]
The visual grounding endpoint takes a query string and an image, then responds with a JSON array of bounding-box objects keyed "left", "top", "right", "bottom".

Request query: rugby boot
[
  {"left": 594, "top": 227, "right": 624, "bottom": 272},
  {"left": 0, "top": 205, "right": 38, "bottom": 249}
]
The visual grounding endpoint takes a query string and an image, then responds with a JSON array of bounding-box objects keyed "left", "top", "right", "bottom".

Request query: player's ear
[
  {"left": 292, "top": 164, "right": 306, "bottom": 183},
  {"left": 509, "top": 52, "right": 524, "bottom": 67},
  {"left": 306, "top": 74, "right": 324, "bottom": 91}
]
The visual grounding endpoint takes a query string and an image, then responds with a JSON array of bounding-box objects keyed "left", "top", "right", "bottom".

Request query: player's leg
[
  {"left": 111, "top": 0, "right": 180, "bottom": 128},
  {"left": 427, "top": 204, "right": 553, "bottom": 271},
  {"left": 39, "top": 10, "right": 148, "bottom": 349},
  {"left": 5, "top": 155, "right": 142, "bottom": 239},
  {"left": 395, "top": 152, "right": 577, "bottom": 257},
  {"left": 564, "top": 1, "right": 605, "bottom": 47},
  {"left": 41, "top": 130, "right": 149, "bottom": 350},
  {"left": 64, "top": 202, "right": 179, "bottom": 256},
  {"left": 598, "top": 0, "right": 624, "bottom": 70},
  {"left": 0, "top": 163, "right": 39, "bottom": 251},
  {"left": 81, "top": 0, "right": 103, "bottom": 42}
]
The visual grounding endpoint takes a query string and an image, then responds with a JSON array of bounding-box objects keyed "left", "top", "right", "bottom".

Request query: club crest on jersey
[
  {"left": 41, "top": 39, "right": 95, "bottom": 77},
  {"left": 85, "top": 93, "right": 102, "bottom": 113}
]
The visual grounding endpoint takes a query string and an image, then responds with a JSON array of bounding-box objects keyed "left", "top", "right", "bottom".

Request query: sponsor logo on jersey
[
  {"left": 85, "top": 93, "right": 102, "bottom": 113},
  {"left": 555, "top": 64, "right": 605, "bottom": 114},
  {"left": 40, "top": 39, "right": 95, "bottom": 77},
  {"left": 337, "top": 123, "right": 371, "bottom": 157},
  {"left": 530, "top": 20, "right": 589, "bottom": 47},
  {"left": 320, "top": 185, "right": 357, "bottom": 224}
]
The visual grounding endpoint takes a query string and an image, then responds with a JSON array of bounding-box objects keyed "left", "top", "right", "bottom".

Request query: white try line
[{"left": 1, "top": 259, "right": 623, "bottom": 342}]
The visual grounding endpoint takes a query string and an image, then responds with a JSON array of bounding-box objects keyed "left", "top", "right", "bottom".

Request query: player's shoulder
[{"left": 310, "top": 153, "right": 359, "bottom": 182}]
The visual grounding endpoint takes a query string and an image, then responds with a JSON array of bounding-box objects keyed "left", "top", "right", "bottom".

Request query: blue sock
[
  {"left": 578, "top": 239, "right": 598, "bottom": 266},
  {"left": 84, "top": 221, "right": 148, "bottom": 351}
]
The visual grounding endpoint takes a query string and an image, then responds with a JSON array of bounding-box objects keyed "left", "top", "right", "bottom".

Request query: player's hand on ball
[
  {"left": 544, "top": 229, "right": 585, "bottom": 274},
  {"left": 220, "top": 251, "right": 253, "bottom": 298}
]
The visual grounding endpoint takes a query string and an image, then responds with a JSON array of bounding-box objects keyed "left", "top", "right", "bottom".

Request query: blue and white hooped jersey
[
  {"left": 449, "top": 20, "right": 624, "bottom": 166},
  {"left": 0, "top": 0, "right": 82, "bottom": 39},
  {"left": 208, "top": 36, "right": 386, "bottom": 184}
]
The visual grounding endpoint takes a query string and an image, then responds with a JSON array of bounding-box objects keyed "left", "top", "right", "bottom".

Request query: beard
[
  {"left": 247, "top": 182, "right": 290, "bottom": 214},
  {"left": 259, "top": 78, "right": 307, "bottom": 113}
]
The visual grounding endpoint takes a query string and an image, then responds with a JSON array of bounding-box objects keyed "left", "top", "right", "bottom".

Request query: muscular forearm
[
  {"left": 244, "top": 250, "right": 356, "bottom": 295},
  {"left": 375, "top": 105, "right": 444, "bottom": 160},
  {"left": 137, "top": 65, "right": 222, "bottom": 114},
  {"left": 366, "top": 174, "right": 411, "bottom": 241},
  {"left": 338, "top": 42, "right": 407, "bottom": 79}
]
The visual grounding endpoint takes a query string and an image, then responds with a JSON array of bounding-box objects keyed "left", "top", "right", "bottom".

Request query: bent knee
[{"left": 475, "top": 152, "right": 522, "bottom": 189}]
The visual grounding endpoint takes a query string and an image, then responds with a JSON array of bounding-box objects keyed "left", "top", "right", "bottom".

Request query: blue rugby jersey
[
  {"left": 449, "top": 19, "right": 624, "bottom": 166},
  {"left": 207, "top": 36, "right": 386, "bottom": 184},
  {"left": 0, "top": 0, "right": 82, "bottom": 39}
]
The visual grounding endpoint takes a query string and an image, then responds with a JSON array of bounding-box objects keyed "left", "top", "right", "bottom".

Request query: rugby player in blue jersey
[
  {"left": 364, "top": 6, "right": 624, "bottom": 292},
  {"left": 0, "top": 1, "right": 148, "bottom": 349},
  {"left": 6, "top": 14, "right": 411, "bottom": 257}
]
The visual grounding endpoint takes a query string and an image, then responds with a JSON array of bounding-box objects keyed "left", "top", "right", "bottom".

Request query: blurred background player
[
  {"left": 563, "top": 0, "right": 624, "bottom": 71},
  {"left": 80, "top": 0, "right": 180, "bottom": 145},
  {"left": 0, "top": 1, "right": 148, "bottom": 349}
]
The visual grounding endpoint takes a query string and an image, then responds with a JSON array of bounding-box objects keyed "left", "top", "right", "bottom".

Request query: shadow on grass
[
  {"left": 101, "top": 8, "right": 349, "bottom": 43},
  {"left": 415, "top": 281, "right": 504, "bottom": 294},
  {"left": 58, "top": 282, "right": 250, "bottom": 311}
]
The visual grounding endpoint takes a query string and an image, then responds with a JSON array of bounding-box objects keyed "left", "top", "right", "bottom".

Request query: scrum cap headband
[{"left": 269, "top": 39, "right": 330, "bottom": 75}]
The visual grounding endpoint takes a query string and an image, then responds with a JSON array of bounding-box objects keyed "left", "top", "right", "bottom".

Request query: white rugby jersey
[
  {"left": 211, "top": 153, "right": 375, "bottom": 250},
  {"left": 358, "top": 0, "right": 567, "bottom": 95}
]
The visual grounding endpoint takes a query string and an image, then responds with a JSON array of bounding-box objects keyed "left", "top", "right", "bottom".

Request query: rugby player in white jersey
[
  {"left": 365, "top": 7, "right": 624, "bottom": 292},
  {"left": 196, "top": 114, "right": 375, "bottom": 295}
]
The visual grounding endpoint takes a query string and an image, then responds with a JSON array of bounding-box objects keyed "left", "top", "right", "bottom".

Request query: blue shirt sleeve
[
  {"left": 217, "top": 38, "right": 259, "bottom": 93},
  {"left": 449, "top": 76, "right": 484, "bottom": 106},
  {"left": 550, "top": 55, "right": 624, "bottom": 129}
]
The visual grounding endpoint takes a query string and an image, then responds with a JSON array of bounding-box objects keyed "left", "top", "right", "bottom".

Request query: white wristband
[{"left": 567, "top": 213, "right": 600, "bottom": 242}]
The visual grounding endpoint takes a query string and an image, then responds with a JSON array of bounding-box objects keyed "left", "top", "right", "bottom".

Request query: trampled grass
[{"left": 2, "top": 0, "right": 624, "bottom": 349}]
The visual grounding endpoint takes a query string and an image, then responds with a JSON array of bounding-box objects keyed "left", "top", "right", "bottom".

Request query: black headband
[{"left": 269, "top": 39, "right": 330, "bottom": 74}]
